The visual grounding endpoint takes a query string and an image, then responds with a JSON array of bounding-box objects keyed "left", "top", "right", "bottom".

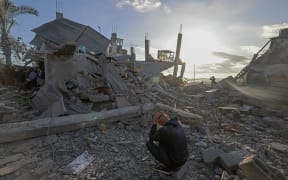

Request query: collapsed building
[
  {"left": 26, "top": 13, "right": 184, "bottom": 118},
  {"left": 232, "top": 28, "right": 288, "bottom": 107}
]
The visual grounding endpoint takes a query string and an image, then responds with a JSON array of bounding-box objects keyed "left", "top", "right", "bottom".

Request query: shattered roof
[{"left": 30, "top": 17, "right": 110, "bottom": 54}]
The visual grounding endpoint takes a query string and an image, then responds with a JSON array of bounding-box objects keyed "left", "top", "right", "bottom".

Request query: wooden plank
[{"left": 0, "top": 103, "right": 155, "bottom": 144}]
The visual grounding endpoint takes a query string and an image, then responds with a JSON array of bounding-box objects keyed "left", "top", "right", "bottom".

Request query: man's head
[{"left": 153, "top": 111, "right": 170, "bottom": 126}]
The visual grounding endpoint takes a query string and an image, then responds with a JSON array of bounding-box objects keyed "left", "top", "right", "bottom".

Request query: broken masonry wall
[{"left": 32, "top": 54, "right": 104, "bottom": 117}]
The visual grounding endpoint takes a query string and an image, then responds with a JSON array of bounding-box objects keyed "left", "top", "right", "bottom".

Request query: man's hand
[{"left": 152, "top": 111, "right": 169, "bottom": 125}]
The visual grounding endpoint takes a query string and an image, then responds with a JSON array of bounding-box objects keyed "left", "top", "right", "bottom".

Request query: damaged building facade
[{"left": 233, "top": 28, "right": 288, "bottom": 107}]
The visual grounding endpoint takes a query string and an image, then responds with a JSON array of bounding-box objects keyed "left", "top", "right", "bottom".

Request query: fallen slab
[
  {"left": 269, "top": 142, "right": 288, "bottom": 153},
  {"left": 155, "top": 103, "right": 203, "bottom": 127},
  {"left": 239, "top": 155, "right": 286, "bottom": 180},
  {"left": 0, "top": 103, "right": 155, "bottom": 144},
  {"left": 201, "top": 149, "right": 223, "bottom": 164},
  {"left": 63, "top": 151, "right": 94, "bottom": 175},
  {"left": 155, "top": 103, "right": 203, "bottom": 120}
]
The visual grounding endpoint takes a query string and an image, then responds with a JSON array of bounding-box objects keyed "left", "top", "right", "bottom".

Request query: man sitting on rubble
[{"left": 146, "top": 111, "right": 189, "bottom": 172}]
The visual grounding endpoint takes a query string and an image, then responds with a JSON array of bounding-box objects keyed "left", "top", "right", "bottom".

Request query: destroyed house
[{"left": 30, "top": 16, "right": 110, "bottom": 54}]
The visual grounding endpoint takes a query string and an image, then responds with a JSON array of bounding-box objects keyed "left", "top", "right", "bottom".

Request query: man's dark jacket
[{"left": 149, "top": 117, "right": 189, "bottom": 166}]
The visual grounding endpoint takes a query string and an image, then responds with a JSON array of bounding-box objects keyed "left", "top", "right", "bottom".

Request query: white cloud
[
  {"left": 262, "top": 23, "right": 288, "bottom": 38},
  {"left": 162, "top": 5, "right": 171, "bottom": 14},
  {"left": 240, "top": 45, "right": 260, "bottom": 54},
  {"left": 116, "top": 0, "right": 162, "bottom": 13}
]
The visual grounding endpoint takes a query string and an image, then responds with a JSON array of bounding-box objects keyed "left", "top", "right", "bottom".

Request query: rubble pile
[
  {"left": 0, "top": 73, "right": 287, "bottom": 179},
  {"left": 0, "top": 16, "right": 287, "bottom": 180}
]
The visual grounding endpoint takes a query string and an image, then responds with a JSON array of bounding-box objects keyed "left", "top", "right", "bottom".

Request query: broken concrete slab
[
  {"left": 63, "top": 151, "right": 94, "bottom": 175},
  {"left": 201, "top": 149, "right": 223, "bottom": 164},
  {"left": 0, "top": 103, "right": 155, "bottom": 143},
  {"left": 239, "top": 155, "right": 286, "bottom": 180},
  {"left": 155, "top": 103, "right": 203, "bottom": 120},
  {"left": 269, "top": 142, "right": 288, "bottom": 153},
  {"left": 32, "top": 84, "right": 66, "bottom": 118},
  {"left": 219, "top": 150, "right": 249, "bottom": 173}
]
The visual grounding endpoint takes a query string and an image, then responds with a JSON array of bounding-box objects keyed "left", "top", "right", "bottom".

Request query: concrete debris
[
  {"left": 201, "top": 149, "right": 224, "bottom": 164},
  {"left": 201, "top": 149, "right": 250, "bottom": 173},
  {"left": 0, "top": 103, "right": 155, "bottom": 143},
  {"left": 63, "top": 151, "right": 94, "bottom": 175},
  {"left": 219, "top": 150, "right": 249, "bottom": 173},
  {"left": 239, "top": 155, "right": 286, "bottom": 180},
  {"left": 269, "top": 142, "right": 288, "bottom": 153}
]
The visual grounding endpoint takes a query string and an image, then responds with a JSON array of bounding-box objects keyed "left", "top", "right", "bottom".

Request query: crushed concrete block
[
  {"left": 269, "top": 142, "right": 288, "bottom": 153},
  {"left": 219, "top": 150, "right": 249, "bottom": 173},
  {"left": 239, "top": 155, "right": 286, "bottom": 180},
  {"left": 201, "top": 149, "right": 223, "bottom": 164},
  {"left": 63, "top": 151, "right": 94, "bottom": 175}
]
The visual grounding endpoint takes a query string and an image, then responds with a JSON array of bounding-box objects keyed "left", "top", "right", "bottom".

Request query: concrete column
[
  {"left": 130, "top": 47, "right": 136, "bottom": 71},
  {"left": 173, "top": 25, "right": 183, "bottom": 77},
  {"left": 179, "top": 62, "right": 186, "bottom": 79},
  {"left": 110, "top": 33, "right": 117, "bottom": 56},
  {"left": 145, "top": 34, "right": 150, "bottom": 61}
]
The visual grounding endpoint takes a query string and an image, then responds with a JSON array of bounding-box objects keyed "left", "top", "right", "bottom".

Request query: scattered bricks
[
  {"left": 201, "top": 149, "right": 223, "bottom": 164},
  {"left": 269, "top": 142, "right": 288, "bottom": 153},
  {"left": 219, "top": 150, "right": 249, "bottom": 173},
  {"left": 239, "top": 155, "right": 286, "bottom": 180}
]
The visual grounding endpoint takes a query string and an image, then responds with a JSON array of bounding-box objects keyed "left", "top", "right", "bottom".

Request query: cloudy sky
[{"left": 12, "top": 0, "right": 288, "bottom": 78}]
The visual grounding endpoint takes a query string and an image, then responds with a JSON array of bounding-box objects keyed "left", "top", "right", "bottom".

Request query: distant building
[{"left": 30, "top": 14, "right": 110, "bottom": 54}]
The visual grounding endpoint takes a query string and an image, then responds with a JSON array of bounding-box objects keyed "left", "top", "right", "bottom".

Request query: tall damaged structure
[
  {"left": 234, "top": 28, "right": 288, "bottom": 106},
  {"left": 173, "top": 25, "right": 186, "bottom": 79}
]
